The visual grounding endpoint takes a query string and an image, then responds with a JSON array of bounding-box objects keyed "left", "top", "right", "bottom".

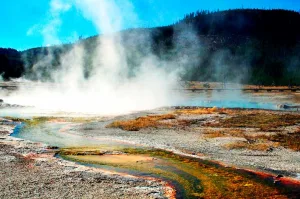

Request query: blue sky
[{"left": 0, "top": 0, "right": 299, "bottom": 51}]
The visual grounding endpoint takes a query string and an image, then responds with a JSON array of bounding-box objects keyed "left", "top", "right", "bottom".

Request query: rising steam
[{"left": 5, "top": 0, "right": 188, "bottom": 115}]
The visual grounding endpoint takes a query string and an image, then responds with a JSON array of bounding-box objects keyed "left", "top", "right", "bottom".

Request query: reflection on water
[
  {"left": 9, "top": 109, "right": 300, "bottom": 198},
  {"left": 62, "top": 153, "right": 197, "bottom": 198},
  {"left": 12, "top": 122, "right": 130, "bottom": 148},
  {"left": 179, "top": 91, "right": 300, "bottom": 110},
  {"left": 1, "top": 91, "right": 299, "bottom": 118},
  {"left": 61, "top": 148, "right": 300, "bottom": 199},
  {"left": 0, "top": 107, "right": 106, "bottom": 118}
]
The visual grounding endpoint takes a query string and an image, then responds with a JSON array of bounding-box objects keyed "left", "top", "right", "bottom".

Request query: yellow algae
[
  {"left": 60, "top": 147, "right": 294, "bottom": 199},
  {"left": 68, "top": 154, "right": 153, "bottom": 165},
  {"left": 175, "top": 107, "right": 226, "bottom": 115}
]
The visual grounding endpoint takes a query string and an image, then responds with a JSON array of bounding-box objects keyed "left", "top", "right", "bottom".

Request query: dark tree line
[
  {"left": 1, "top": 9, "right": 300, "bottom": 85},
  {"left": 173, "top": 9, "right": 300, "bottom": 85},
  {"left": 0, "top": 48, "right": 24, "bottom": 79}
]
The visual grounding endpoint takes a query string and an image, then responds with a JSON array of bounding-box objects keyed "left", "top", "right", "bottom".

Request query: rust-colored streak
[{"left": 61, "top": 148, "right": 300, "bottom": 198}]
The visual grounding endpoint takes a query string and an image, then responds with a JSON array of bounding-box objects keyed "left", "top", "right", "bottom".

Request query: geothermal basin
[{"left": 3, "top": 91, "right": 300, "bottom": 198}]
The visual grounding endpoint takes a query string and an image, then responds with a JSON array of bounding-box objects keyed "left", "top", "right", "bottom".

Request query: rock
[
  {"left": 46, "top": 146, "right": 59, "bottom": 150},
  {"left": 0, "top": 155, "right": 16, "bottom": 162},
  {"left": 276, "top": 174, "right": 284, "bottom": 178}
]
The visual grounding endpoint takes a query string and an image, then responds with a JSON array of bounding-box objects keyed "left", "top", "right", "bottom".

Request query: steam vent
[{"left": 1, "top": 1, "right": 300, "bottom": 198}]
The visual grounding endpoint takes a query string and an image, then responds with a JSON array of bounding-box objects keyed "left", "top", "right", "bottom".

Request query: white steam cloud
[{"left": 6, "top": 0, "right": 188, "bottom": 115}]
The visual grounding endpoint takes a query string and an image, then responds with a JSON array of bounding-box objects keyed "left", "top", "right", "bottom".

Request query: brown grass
[
  {"left": 205, "top": 113, "right": 300, "bottom": 131},
  {"left": 245, "top": 85, "right": 296, "bottom": 89},
  {"left": 224, "top": 141, "right": 279, "bottom": 151},
  {"left": 228, "top": 129, "right": 246, "bottom": 137},
  {"left": 203, "top": 130, "right": 227, "bottom": 138},
  {"left": 106, "top": 114, "right": 176, "bottom": 131},
  {"left": 203, "top": 129, "right": 245, "bottom": 138},
  {"left": 204, "top": 127, "right": 300, "bottom": 151},
  {"left": 175, "top": 107, "right": 228, "bottom": 115},
  {"left": 107, "top": 109, "right": 300, "bottom": 151},
  {"left": 171, "top": 119, "right": 206, "bottom": 129},
  {"left": 268, "top": 131, "right": 300, "bottom": 151},
  {"left": 208, "top": 128, "right": 300, "bottom": 152}
]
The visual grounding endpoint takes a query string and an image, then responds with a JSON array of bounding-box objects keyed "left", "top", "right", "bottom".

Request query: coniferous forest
[{"left": 1, "top": 9, "right": 300, "bottom": 85}]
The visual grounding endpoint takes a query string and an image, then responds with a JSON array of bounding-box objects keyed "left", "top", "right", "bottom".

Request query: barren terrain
[{"left": 1, "top": 96, "right": 300, "bottom": 198}]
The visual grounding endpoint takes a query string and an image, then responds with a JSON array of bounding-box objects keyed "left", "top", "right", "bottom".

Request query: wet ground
[
  {"left": 60, "top": 147, "right": 300, "bottom": 198},
  {"left": 5, "top": 106, "right": 300, "bottom": 198},
  {"left": 0, "top": 121, "right": 170, "bottom": 199},
  {"left": 1, "top": 84, "right": 300, "bottom": 198}
]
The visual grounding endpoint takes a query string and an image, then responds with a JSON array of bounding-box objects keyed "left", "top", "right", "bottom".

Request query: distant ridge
[{"left": 1, "top": 9, "right": 300, "bottom": 85}]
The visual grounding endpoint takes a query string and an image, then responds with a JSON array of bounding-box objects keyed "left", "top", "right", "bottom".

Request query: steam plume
[{"left": 5, "top": 0, "right": 188, "bottom": 115}]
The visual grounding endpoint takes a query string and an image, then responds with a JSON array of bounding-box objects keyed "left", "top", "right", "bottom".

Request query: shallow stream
[{"left": 11, "top": 120, "right": 300, "bottom": 198}]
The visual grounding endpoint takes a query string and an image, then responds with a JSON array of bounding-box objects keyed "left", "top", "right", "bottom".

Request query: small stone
[
  {"left": 46, "top": 146, "right": 59, "bottom": 150},
  {"left": 276, "top": 174, "right": 284, "bottom": 178}
]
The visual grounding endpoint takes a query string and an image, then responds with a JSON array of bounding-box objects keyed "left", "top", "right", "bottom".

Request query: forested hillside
[
  {"left": 1, "top": 9, "right": 300, "bottom": 85},
  {"left": 0, "top": 48, "right": 24, "bottom": 79}
]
